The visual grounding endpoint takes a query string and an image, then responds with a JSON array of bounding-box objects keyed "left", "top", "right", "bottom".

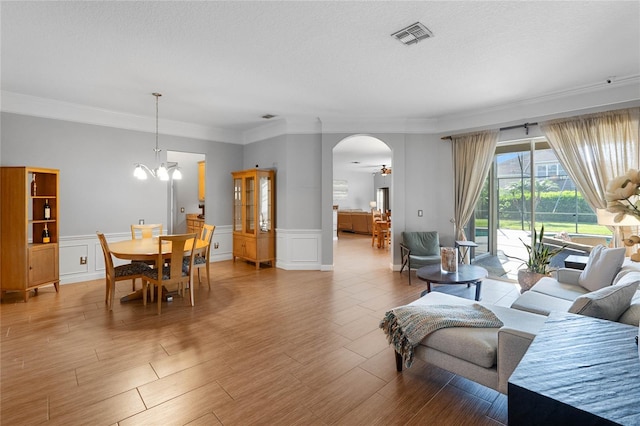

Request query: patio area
[{"left": 471, "top": 228, "right": 594, "bottom": 281}]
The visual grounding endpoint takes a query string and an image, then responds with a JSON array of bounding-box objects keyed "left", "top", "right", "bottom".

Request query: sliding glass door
[{"left": 470, "top": 138, "right": 610, "bottom": 279}]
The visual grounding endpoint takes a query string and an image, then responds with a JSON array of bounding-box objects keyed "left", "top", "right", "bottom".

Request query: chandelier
[
  {"left": 133, "top": 93, "right": 182, "bottom": 181},
  {"left": 380, "top": 165, "right": 392, "bottom": 176}
]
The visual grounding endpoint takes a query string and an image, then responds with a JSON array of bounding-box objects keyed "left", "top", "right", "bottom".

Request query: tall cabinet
[
  {"left": 1, "top": 167, "right": 60, "bottom": 301},
  {"left": 232, "top": 168, "right": 275, "bottom": 269}
]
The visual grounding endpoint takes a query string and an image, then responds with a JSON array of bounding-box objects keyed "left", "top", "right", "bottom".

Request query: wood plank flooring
[{"left": 1, "top": 233, "right": 521, "bottom": 425}]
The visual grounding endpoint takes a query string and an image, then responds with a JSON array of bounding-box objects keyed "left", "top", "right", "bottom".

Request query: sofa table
[{"left": 508, "top": 312, "right": 640, "bottom": 425}]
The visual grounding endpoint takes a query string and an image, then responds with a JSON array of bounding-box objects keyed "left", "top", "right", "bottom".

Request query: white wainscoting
[
  {"left": 58, "top": 226, "right": 234, "bottom": 285},
  {"left": 276, "top": 228, "right": 322, "bottom": 270}
]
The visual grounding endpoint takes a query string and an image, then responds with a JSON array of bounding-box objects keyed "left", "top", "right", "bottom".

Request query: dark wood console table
[{"left": 508, "top": 312, "right": 640, "bottom": 425}]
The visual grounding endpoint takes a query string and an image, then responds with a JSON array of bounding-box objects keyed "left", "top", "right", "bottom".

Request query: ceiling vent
[{"left": 391, "top": 22, "right": 433, "bottom": 45}]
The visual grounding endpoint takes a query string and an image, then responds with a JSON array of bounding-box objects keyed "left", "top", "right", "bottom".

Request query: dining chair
[
  {"left": 141, "top": 233, "right": 197, "bottom": 315},
  {"left": 131, "top": 223, "right": 163, "bottom": 239},
  {"left": 186, "top": 224, "right": 215, "bottom": 288},
  {"left": 376, "top": 220, "right": 390, "bottom": 249},
  {"left": 96, "top": 232, "right": 151, "bottom": 311},
  {"left": 371, "top": 213, "right": 382, "bottom": 247},
  {"left": 130, "top": 223, "right": 163, "bottom": 286}
]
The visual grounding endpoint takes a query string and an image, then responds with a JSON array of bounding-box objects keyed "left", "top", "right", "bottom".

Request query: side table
[
  {"left": 455, "top": 240, "right": 478, "bottom": 263},
  {"left": 564, "top": 254, "right": 589, "bottom": 270},
  {"left": 508, "top": 312, "right": 640, "bottom": 425}
]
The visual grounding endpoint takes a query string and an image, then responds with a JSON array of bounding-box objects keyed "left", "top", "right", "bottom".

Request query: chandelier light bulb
[
  {"left": 157, "top": 164, "right": 169, "bottom": 181},
  {"left": 172, "top": 168, "right": 183, "bottom": 180},
  {"left": 134, "top": 164, "right": 148, "bottom": 180}
]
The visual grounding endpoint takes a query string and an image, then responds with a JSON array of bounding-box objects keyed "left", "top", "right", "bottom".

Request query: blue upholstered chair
[{"left": 400, "top": 231, "right": 441, "bottom": 285}]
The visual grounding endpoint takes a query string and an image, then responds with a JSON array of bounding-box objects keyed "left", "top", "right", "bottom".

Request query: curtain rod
[{"left": 441, "top": 122, "right": 539, "bottom": 140}]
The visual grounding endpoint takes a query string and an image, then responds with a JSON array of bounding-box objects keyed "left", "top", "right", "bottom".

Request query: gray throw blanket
[{"left": 379, "top": 304, "right": 504, "bottom": 368}]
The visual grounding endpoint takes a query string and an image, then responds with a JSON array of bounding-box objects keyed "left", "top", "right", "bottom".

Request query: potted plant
[{"left": 517, "top": 225, "right": 566, "bottom": 292}]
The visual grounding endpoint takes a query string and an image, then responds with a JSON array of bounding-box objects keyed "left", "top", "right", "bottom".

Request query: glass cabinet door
[
  {"left": 233, "top": 177, "right": 242, "bottom": 232},
  {"left": 259, "top": 175, "right": 272, "bottom": 232},
  {"left": 245, "top": 176, "right": 255, "bottom": 233}
]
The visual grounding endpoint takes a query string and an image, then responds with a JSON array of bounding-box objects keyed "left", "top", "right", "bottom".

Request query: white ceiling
[{"left": 2, "top": 1, "right": 639, "bottom": 170}]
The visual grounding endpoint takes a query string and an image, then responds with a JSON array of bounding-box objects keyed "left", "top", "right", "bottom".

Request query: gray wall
[
  {"left": 4, "top": 98, "right": 637, "bottom": 269},
  {"left": 333, "top": 169, "right": 374, "bottom": 211},
  {"left": 0, "top": 112, "right": 242, "bottom": 236},
  {"left": 242, "top": 133, "right": 322, "bottom": 230}
]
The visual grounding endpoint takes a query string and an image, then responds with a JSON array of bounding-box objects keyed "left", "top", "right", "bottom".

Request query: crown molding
[
  {"left": 3, "top": 76, "right": 639, "bottom": 144},
  {"left": 434, "top": 75, "right": 640, "bottom": 134},
  {"left": 241, "top": 117, "right": 323, "bottom": 144},
  {"left": 0, "top": 91, "right": 242, "bottom": 144},
  {"left": 319, "top": 118, "right": 439, "bottom": 134}
]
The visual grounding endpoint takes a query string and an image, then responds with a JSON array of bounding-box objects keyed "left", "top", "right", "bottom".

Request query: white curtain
[
  {"left": 452, "top": 130, "right": 499, "bottom": 261},
  {"left": 540, "top": 108, "right": 640, "bottom": 248},
  {"left": 540, "top": 107, "right": 640, "bottom": 210}
]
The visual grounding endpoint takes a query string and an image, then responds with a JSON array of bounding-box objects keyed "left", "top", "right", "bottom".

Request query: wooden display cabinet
[
  {"left": 231, "top": 168, "right": 275, "bottom": 269},
  {"left": 1, "top": 167, "right": 60, "bottom": 301}
]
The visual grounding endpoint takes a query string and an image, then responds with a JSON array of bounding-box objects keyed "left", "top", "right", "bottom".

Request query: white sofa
[{"left": 394, "top": 259, "right": 640, "bottom": 394}]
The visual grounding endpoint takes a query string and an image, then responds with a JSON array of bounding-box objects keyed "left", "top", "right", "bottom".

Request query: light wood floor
[{"left": 1, "top": 233, "right": 522, "bottom": 425}]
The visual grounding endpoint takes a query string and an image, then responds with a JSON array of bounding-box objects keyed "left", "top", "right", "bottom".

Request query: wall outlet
[
  {"left": 80, "top": 256, "right": 87, "bottom": 265},
  {"left": 213, "top": 242, "right": 219, "bottom": 249},
  {"left": 418, "top": 210, "right": 423, "bottom": 217},
  {"left": 180, "top": 207, "right": 185, "bottom": 213}
]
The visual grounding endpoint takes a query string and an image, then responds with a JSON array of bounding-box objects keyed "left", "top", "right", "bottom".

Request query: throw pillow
[
  {"left": 578, "top": 245, "right": 626, "bottom": 292},
  {"left": 569, "top": 281, "right": 639, "bottom": 321}
]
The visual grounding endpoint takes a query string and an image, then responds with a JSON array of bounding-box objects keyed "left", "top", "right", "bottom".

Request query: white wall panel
[
  {"left": 59, "top": 243, "right": 88, "bottom": 275},
  {"left": 276, "top": 229, "right": 322, "bottom": 270}
]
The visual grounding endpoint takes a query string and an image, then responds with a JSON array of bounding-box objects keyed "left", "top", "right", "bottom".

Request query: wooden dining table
[
  {"left": 110, "top": 237, "right": 207, "bottom": 261},
  {"left": 109, "top": 237, "right": 208, "bottom": 302}
]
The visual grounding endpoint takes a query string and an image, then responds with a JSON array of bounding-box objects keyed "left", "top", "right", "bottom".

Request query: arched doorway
[{"left": 332, "top": 135, "right": 393, "bottom": 258}]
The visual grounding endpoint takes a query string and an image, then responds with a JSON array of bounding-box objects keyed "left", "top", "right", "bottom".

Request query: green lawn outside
[{"left": 474, "top": 219, "right": 612, "bottom": 236}]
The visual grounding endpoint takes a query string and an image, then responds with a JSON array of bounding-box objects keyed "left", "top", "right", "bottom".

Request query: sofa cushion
[
  {"left": 578, "top": 245, "right": 625, "bottom": 291},
  {"left": 609, "top": 267, "right": 640, "bottom": 325},
  {"left": 409, "top": 292, "right": 546, "bottom": 369},
  {"left": 618, "top": 300, "right": 640, "bottom": 326},
  {"left": 421, "top": 327, "right": 498, "bottom": 368},
  {"left": 568, "top": 281, "right": 639, "bottom": 321},
  {"left": 510, "top": 290, "right": 575, "bottom": 316},
  {"left": 529, "top": 277, "right": 589, "bottom": 301}
]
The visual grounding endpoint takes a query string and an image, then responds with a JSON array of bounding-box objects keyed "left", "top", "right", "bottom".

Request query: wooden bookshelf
[{"left": 1, "top": 167, "right": 60, "bottom": 301}]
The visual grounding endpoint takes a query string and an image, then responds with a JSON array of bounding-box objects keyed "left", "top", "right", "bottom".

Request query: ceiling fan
[{"left": 380, "top": 165, "right": 392, "bottom": 176}]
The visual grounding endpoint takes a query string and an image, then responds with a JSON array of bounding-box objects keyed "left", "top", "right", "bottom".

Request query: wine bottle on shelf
[
  {"left": 31, "top": 173, "right": 37, "bottom": 196},
  {"left": 44, "top": 199, "right": 51, "bottom": 220},
  {"left": 42, "top": 223, "right": 50, "bottom": 244}
]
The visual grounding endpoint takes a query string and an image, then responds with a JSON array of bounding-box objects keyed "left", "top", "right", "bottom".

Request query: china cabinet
[
  {"left": 1, "top": 167, "right": 60, "bottom": 301},
  {"left": 231, "top": 168, "right": 275, "bottom": 269}
]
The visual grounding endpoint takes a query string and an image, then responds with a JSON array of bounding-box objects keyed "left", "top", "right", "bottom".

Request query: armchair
[{"left": 400, "top": 231, "right": 441, "bottom": 285}]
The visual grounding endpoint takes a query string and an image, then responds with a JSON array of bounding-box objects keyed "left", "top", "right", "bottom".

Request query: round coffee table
[{"left": 416, "top": 264, "right": 488, "bottom": 301}]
